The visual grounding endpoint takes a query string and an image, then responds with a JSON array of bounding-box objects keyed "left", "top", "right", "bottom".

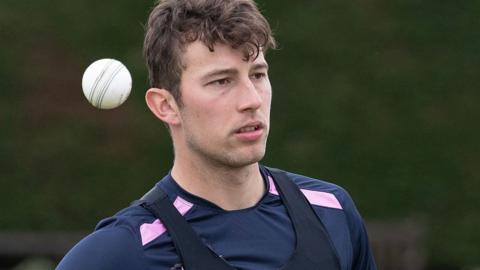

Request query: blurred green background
[{"left": 1, "top": 0, "right": 479, "bottom": 269}]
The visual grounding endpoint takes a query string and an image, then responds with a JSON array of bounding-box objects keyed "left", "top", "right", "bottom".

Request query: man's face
[{"left": 174, "top": 41, "right": 272, "bottom": 168}]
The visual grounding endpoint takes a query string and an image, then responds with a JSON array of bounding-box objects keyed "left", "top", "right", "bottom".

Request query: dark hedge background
[{"left": 1, "top": 0, "right": 479, "bottom": 268}]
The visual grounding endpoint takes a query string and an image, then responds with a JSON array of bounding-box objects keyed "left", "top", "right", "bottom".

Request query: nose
[{"left": 237, "top": 79, "right": 262, "bottom": 112}]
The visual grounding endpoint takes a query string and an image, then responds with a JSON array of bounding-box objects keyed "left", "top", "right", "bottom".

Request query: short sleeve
[
  {"left": 339, "top": 189, "right": 377, "bottom": 270},
  {"left": 56, "top": 227, "right": 146, "bottom": 270}
]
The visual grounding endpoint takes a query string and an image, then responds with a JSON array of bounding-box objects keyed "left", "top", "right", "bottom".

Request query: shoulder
[
  {"left": 275, "top": 169, "right": 355, "bottom": 212},
  {"left": 265, "top": 167, "right": 362, "bottom": 230},
  {"left": 285, "top": 171, "right": 344, "bottom": 193},
  {"left": 56, "top": 205, "right": 155, "bottom": 270},
  {"left": 95, "top": 203, "right": 156, "bottom": 234},
  {"left": 281, "top": 170, "right": 365, "bottom": 229},
  {"left": 278, "top": 169, "right": 377, "bottom": 269},
  {"left": 281, "top": 170, "right": 364, "bottom": 234}
]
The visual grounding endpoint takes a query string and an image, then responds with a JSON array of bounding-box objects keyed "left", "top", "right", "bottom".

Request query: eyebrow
[
  {"left": 201, "top": 68, "right": 238, "bottom": 81},
  {"left": 251, "top": 62, "right": 269, "bottom": 71},
  {"left": 201, "top": 62, "right": 269, "bottom": 82}
]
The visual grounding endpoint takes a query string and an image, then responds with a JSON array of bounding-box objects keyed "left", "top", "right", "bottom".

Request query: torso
[{"left": 57, "top": 166, "right": 373, "bottom": 270}]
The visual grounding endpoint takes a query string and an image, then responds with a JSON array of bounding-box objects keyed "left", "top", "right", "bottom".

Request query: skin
[{"left": 146, "top": 41, "right": 272, "bottom": 210}]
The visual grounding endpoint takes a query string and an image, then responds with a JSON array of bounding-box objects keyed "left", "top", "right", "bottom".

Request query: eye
[
  {"left": 209, "top": 78, "right": 231, "bottom": 86},
  {"left": 251, "top": 72, "right": 266, "bottom": 80}
]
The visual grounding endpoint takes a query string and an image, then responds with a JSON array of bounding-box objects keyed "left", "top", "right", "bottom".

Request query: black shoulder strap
[
  {"left": 139, "top": 186, "right": 234, "bottom": 270},
  {"left": 266, "top": 167, "right": 341, "bottom": 270}
]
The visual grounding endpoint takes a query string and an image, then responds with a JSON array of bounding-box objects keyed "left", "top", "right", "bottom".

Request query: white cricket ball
[{"left": 82, "top": 58, "right": 132, "bottom": 109}]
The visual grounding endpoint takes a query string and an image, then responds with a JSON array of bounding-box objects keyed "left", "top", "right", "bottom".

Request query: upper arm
[
  {"left": 56, "top": 227, "right": 146, "bottom": 270},
  {"left": 338, "top": 189, "right": 377, "bottom": 270}
]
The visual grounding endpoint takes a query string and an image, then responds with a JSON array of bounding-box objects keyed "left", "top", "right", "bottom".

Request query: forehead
[{"left": 181, "top": 41, "right": 267, "bottom": 75}]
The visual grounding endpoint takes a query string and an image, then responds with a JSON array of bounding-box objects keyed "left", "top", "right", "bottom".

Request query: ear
[{"left": 145, "top": 88, "right": 181, "bottom": 125}]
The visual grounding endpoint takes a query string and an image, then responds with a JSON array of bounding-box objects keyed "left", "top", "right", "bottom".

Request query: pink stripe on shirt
[
  {"left": 300, "top": 189, "right": 343, "bottom": 210},
  {"left": 268, "top": 175, "right": 342, "bottom": 210},
  {"left": 140, "top": 196, "right": 193, "bottom": 246}
]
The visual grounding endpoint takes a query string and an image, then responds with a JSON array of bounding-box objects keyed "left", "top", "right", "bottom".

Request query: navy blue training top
[{"left": 57, "top": 166, "right": 376, "bottom": 270}]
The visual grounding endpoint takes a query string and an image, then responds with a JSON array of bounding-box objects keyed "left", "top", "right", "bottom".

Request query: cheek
[
  {"left": 262, "top": 86, "right": 272, "bottom": 111},
  {"left": 185, "top": 98, "right": 228, "bottom": 129}
]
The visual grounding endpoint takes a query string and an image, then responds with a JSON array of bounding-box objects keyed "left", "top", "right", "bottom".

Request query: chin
[
  {"left": 230, "top": 148, "right": 266, "bottom": 167},
  {"left": 188, "top": 138, "right": 267, "bottom": 168}
]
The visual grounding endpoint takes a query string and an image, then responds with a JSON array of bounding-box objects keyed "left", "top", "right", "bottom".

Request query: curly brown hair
[{"left": 144, "top": 0, "right": 276, "bottom": 105}]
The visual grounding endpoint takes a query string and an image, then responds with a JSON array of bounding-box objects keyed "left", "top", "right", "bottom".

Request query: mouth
[
  {"left": 236, "top": 122, "right": 263, "bottom": 134},
  {"left": 234, "top": 122, "right": 265, "bottom": 141}
]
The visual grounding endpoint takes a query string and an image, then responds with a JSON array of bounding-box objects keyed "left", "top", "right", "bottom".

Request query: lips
[
  {"left": 236, "top": 122, "right": 263, "bottom": 134},
  {"left": 234, "top": 121, "right": 265, "bottom": 141}
]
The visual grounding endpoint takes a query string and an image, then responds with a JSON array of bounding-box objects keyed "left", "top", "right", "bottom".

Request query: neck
[{"left": 170, "top": 153, "right": 265, "bottom": 211}]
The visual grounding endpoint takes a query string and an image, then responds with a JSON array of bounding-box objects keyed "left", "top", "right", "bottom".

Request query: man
[{"left": 57, "top": 0, "right": 376, "bottom": 269}]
